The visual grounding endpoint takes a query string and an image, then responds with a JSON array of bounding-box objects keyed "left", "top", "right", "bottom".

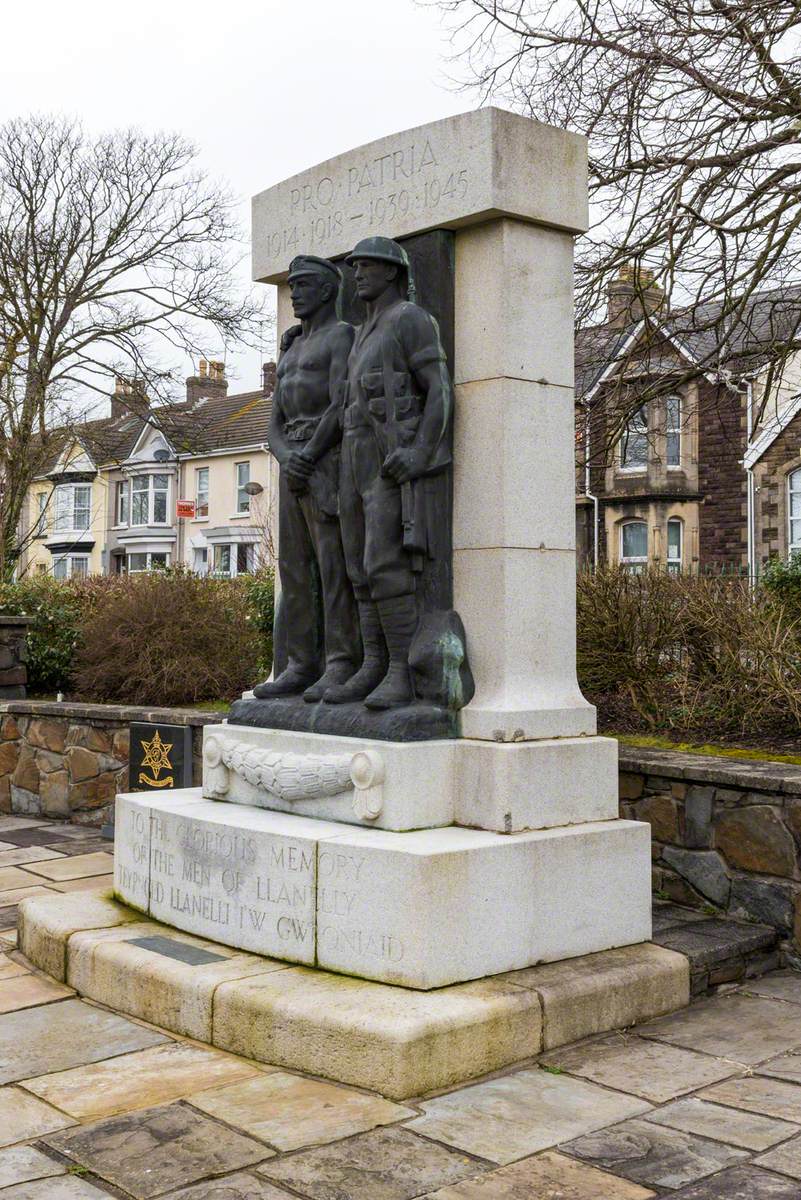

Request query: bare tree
[
  {"left": 433, "top": 0, "right": 801, "bottom": 451},
  {"left": 0, "top": 114, "right": 264, "bottom": 579}
]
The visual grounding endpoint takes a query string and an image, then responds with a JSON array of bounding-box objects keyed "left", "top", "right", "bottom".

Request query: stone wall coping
[
  {"left": 619, "top": 744, "right": 801, "bottom": 796},
  {"left": 0, "top": 700, "right": 224, "bottom": 727},
  {"left": 0, "top": 615, "right": 34, "bottom": 626}
]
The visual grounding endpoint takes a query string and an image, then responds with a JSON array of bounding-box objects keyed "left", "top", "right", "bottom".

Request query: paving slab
[
  {"left": 46, "top": 1102, "right": 272, "bottom": 1199},
  {"left": 0, "top": 956, "right": 29, "bottom": 981},
  {"left": 0, "top": 867, "right": 44, "bottom": 891},
  {"left": 162, "top": 1175, "right": 297, "bottom": 1199},
  {"left": 641, "top": 993, "right": 801, "bottom": 1064},
  {"left": 741, "top": 971, "right": 801, "bottom": 1006},
  {"left": 0, "top": 972, "right": 73, "bottom": 1013},
  {"left": 22, "top": 1042, "right": 263, "bottom": 1120},
  {"left": 645, "top": 1096, "right": 798, "bottom": 1150},
  {"left": 2, "top": 829, "right": 74, "bottom": 847},
  {"left": 0, "top": 1179, "right": 115, "bottom": 1198},
  {"left": 420, "top": 1150, "right": 656, "bottom": 1197},
  {"left": 561, "top": 1117, "right": 749, "bottom": 1190},
  {"left": 540, "top": 1033, "right": 739, "bottom": 1102},
  {"left": 759, "top": 1052, "right": 801, "bottom": 1085},
  {"left": 0, "top": 1144, "right": 66, "bottom": 1187},
  {"left": 0, "top": 886, "right": 57, "bottom": 906},
  {"left": 47, "top": 875, "right": 114, "bottom": 894},
  {"left": 188, "top": 1070, "right": 413, "bottom": 1152},
  {"left": 757, "top": 1133, "right": 801, "bottom": 1179},
  {"left": 0, "top": 997, "right": 168, "bottom": 1083},
  {"left": 261, "top": 1127, "right": 486, "bottom": 1200},
  {"left": 42, "top": 839, "right": 111, "bottom": 858},
  {"left": 667, "top": 1163, "right": 801, "bottom": 1197},
  {"left": 22, "top": 852, "right": 114, "bottom": 882},
  {"left": 0, "top": 848, "right": 65, "bottom": 867},
  {"left": 700, "top": 1075, "right": 801, "bottom": 1123},
  {"left": 0, "top": 819, "right": 50, "bottom": 834},
  {"left": 405, "top": 1066, "right": 650, "bottom": 1164},
  {"left": 0, "top": 1085, "right": 75, "bottom": 1145}
]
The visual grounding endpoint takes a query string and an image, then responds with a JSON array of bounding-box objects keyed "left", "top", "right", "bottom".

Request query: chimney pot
[{"left": 262, "top": 361, "right": 277, "bottom": 396}]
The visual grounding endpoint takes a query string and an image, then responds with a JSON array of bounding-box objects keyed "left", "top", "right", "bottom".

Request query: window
[
  {"left": 667, "top": 518, "right": 682, "bottom": 573},
  {"left": 54, "top": 484, "right": 91, "bottom": 532},
  {"left": 620, "top": 407, "right": 648, "bottom": 470},
  {"left": 193, "top": 547, "right": 208, "bottom": 574},
  {"left": 130, "top": 474, "right": 170, "bottom": 526},
  {"left": 36, "top": 563, "right": 47, "bottom": 575},
  {"left": 620, "top": 520, "right": 648, "bottom": 573},
  {"left": 789, "top": 469, "right": 801, "bottom": 556},
  {"left": 237, "top": 543, "right": 254, "bottom": 575},
  {"left": 195, "top": 467, "right": 209, "bottom": 518},
  {"left": 666, "top": 395, "right": 681, "bottom": 467},
  {"left": 34, "top": 492, "right": 47, "bottom": 536},
  {"left": 127, "top": 551, "right": 169, "bottom": 573},
  {"left": 116, "top": 481, "right": 129, "bottom": 526},
  {"left": 52, "top": 555, "right": 89, "bottom": 579},
  {"left": 213, "top": 544, "right": 232, "bottom": 575},
  {"left": 236, "top": 462, "right": 251, "bottom": 514}
]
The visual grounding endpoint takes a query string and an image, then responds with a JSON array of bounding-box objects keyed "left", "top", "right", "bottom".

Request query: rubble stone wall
[
  {"left": 620, "top": 745, "right": 801, "bottom": 958},
  {"left": 0, "top": 701, "right": 224, "bottom": 827}
]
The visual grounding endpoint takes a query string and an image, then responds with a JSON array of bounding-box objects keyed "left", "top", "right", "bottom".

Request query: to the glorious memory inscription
[{"left": 252, "top": 107, "right": 588, "bottom": 283}]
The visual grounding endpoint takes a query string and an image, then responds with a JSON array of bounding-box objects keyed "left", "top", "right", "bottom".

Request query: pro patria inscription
[{"left": 252, "top": 107, "right": 588, "bottom": 283}]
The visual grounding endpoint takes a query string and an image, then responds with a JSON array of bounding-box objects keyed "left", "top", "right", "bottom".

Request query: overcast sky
[{"left": 1, "top": 0, "right": 470, "bottom": 403}]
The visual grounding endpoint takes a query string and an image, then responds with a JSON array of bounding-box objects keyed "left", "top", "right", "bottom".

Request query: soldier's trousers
[
  {"left": 339, "top": 425, "right": 415, "bottom": 601},
  {"left": 278, "top": 467, "right": 358, "bottom": 675}
]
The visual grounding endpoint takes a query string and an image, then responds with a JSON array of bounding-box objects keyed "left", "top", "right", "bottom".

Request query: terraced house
[
  {"left": 18, "top": 361, "right": 277, "bottom": 579},
  {"left": 576, "top": 269, "right": 801, "bottom": 575}
]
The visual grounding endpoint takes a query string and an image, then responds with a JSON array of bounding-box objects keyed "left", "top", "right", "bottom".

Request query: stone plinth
[{"left": 113, "top": 787, "right": 651, "bottom": 990}]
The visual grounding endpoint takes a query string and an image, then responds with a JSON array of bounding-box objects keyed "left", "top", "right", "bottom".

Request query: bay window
[
  {"left": 116, "top": 481, "right": 129, "bottom": 526},
  {"left": 620, "top": 520, "right": 648, "bottom": 573},
  {"left": 54, "top": 484, "right": 91, "bottom": 532},
  {"left": 53, "top": 555, "right": 89, "bottom": 579},
  {"left": 789, "top": 469, "right": 801, "bottom": 556},
  {"left": 620, "top": 407, "right": 648, "bottom": 470},
  {"left": 127, "top": 551, "right": 169, "bottom": 573},
  {"left": 666, "top": 395, "right": 681, "bottom": 467},
  {"left": 130, "top": 474, "right": 170, "bottom": 526},
  {"left": 666, "top": 518, "right": 683, "bottom": 573}
]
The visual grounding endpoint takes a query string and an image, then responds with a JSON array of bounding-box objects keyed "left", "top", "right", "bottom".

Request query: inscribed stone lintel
[{"left": 252, "top": 107, "right": 589, "bottom": 283}]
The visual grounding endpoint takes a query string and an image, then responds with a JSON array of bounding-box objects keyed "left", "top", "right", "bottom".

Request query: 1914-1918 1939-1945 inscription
[{"left": 114, "top": 797, "right": 404, "bottom": 968}]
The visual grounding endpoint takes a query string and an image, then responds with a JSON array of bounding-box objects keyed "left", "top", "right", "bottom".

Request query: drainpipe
[
  {"left": 744, "top": 378, "right": 756, "bottom": 582},
  {"left": 583, "top": 403, "right": 599, "bottom": 569}
]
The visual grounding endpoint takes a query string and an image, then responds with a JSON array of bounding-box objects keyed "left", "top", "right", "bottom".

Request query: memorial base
[
  {"left": 112, "top": 787, "right": 652, "bottom": 990},
  {"left": 18, "top": 891, "right": 688, "bottom": 1099}
]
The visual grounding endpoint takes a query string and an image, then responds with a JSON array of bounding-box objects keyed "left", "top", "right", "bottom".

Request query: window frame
[
  {"left": 235, "top": 461, "right": 251, "bottom": 515},
  {"left": 126, "top": 550, "right": 170, "bottom": 573},
  {"left": 52, "top": 554, "right": 90, "bottom": 580},
  {"left": 129, "top": 474, "right": 171, "bottom": 528},
  {"left": 54, "top": 483, "right": 92, "bottom": 533},
  {"left": 619, "top": 406, "right": 649, "bottom": 472},
  {"left": 620, "top": 519, "right": 649, "bottom": 573},
  {"left": 195, "top": 467, "right": 209, "bottom": 519},
  {"left": 666, "top": 517, "right": 683, "bottom": 574},
  {"left": 666, "top": 395, "right": 682, "bottom": 468},
  {"left": 789, "top": 468, "right": 801, "bottom": 557},
  {"left": 115, "top": 480, "right": 129, "bottom": 527},
  {"left": 34, "top": 491, "right": 48, "bottom": 537}
]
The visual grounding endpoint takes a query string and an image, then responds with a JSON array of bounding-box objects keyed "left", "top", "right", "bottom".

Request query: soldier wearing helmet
[
  {"left": 254, "top": 254, "right": 359, "bottom": 702},
  {"left": 324, "top": 236, "right": 452, "bottom": 710}
]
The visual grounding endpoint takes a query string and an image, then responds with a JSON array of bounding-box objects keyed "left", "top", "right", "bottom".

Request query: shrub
[
  {"left": 0, "top": 575, "right": 84, "bottom": 694},
  {"left": 762, "top": 553, "right": 801, "bottom": 612},
  {"left": 238, "top": 568, "right": 275, "bottom": 676},
  {"left": 577, "top": 567, "right": 801, "bottom": 739},
  {"left": 70, "top": 569, "right": 264, "bottom": 706}
]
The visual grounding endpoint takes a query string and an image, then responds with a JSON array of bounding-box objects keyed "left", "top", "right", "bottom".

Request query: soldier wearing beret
[{"left": 254, "top": 255, "right": 359, "bottom": 702}]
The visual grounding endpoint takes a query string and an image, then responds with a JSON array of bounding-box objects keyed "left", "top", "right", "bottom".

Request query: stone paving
[{"left": 1, "top": 816, "right": 801, "bottom": 1197}]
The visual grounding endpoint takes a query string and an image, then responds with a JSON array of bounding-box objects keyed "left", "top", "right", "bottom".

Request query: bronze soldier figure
[
  {"left": 325, "top": 237, "right": 451, "bottom": 710},
  {"left": 254, "top": 255, "right": 359, "bottom": 703}
]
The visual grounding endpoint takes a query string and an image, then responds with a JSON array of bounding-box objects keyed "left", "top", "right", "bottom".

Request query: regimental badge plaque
[{"left": 129, "top": 723, "right": 193, "bottom": 791}]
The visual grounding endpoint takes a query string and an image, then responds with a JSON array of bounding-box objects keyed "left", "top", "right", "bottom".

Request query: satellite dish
[
  {"left": 153, "top": 448, "right": 171, "bottom": 462},
  {"left": 243, "top": 481, "right": 264, "bottom": 496}
]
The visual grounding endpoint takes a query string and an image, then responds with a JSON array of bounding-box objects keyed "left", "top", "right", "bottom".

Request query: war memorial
[{"left": 18, "top": 108, "right": 689, "bottom": 1099}]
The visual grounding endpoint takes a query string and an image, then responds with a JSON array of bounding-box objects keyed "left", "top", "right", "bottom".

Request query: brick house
[
  {"left": 576, "top": 270, "right": 801, "bottom": 574},
  {"left": 19, "top": 361, "right": 277, "bottom": 579}
]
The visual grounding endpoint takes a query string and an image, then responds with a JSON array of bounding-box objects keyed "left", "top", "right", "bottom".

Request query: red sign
[{"left": 176, "top": 500, "right": 195, "bottom": 519}]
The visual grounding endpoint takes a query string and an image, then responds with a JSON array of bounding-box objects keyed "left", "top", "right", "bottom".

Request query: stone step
[{"left": 652, "top": 901, "right": 780, "bottom": 996}]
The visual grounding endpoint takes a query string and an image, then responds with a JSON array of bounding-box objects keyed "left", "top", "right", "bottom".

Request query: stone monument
[
  {"left": 111, "top": 107, "right": 651, "bottom": 994},
  {"left": 0, "top": 108, "right": 682, "bottom": 1097}
]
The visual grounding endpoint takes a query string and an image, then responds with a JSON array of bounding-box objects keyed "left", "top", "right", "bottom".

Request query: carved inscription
[
  {"left": 316, "top": 848, "right": 405, "bottom": 966},
  {"left": 114, "top": 800, "right": 150, "bottom": 909},
  {"left": 145, "top": 810, "right": 317, "bottom": 962},
  {"left": 261, "top": 135, "right": 470, "bottom": 265}
]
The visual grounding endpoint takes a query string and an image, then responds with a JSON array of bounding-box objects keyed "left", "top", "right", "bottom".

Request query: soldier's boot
[
  {"left": 364, "top": 595, "right": 418, "bottom": 710},
  {"left": 253, "top": 665, "right": 317, "bottom": 699},
  {"left": 303, "top": 660, "right": 356, "bottom": 704},
  {"left": 324, "top": 601, "right": 388, "bottom": 704}
]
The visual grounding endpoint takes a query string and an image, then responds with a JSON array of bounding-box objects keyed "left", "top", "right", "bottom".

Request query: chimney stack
[
  {"left": 111, "top": 377, "right": 149, "bottom": 420},
  {"left": 186, "top": 358, "right": 228, "bottom": 406},
  {"left": 262, "top": 361, "right": 277, "bottom": 396},
  {"left": 607, "top": 265, "right": 666, "bottom": 329}
]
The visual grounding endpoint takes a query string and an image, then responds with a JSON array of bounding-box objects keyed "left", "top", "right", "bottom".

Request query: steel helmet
[{"left": 345, "top": 237, "right": 410, "bottom": 270}]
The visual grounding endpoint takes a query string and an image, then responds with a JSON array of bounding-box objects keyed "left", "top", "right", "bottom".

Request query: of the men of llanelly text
[{"left": 254, "top": 255, "right": 359, "bottom": 703}]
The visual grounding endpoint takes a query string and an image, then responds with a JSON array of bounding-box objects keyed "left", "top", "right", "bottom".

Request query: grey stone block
[
  {"left": 662, "top": 847, "right": 731, "bottom": 907},
  {"left": 729, "top": 878, "right": 795, "bottom": 933},
  {"left": 684, "top": 787, "right": 714, "bottom": 849}
]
